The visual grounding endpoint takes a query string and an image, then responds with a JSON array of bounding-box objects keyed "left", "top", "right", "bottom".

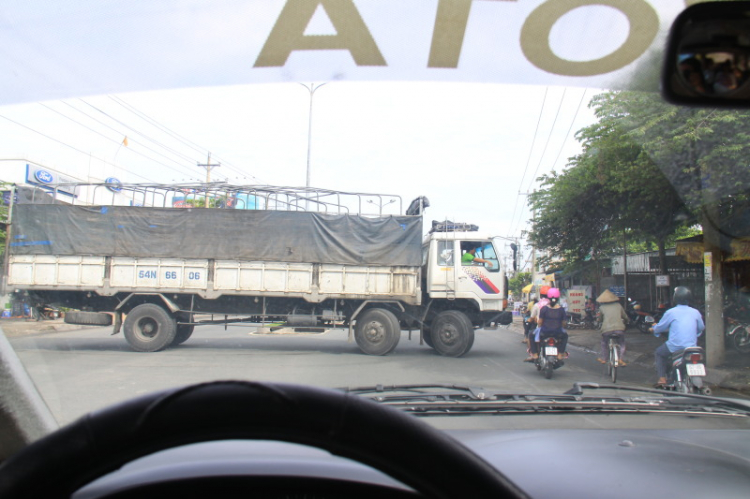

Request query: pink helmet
[{"left": 547, "top": 288, "right": 561, "bottom": 299}]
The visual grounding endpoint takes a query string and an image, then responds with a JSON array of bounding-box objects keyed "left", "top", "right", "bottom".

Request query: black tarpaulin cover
[{"left": 10, "top": 205, "right": 422, "bottom": 266}]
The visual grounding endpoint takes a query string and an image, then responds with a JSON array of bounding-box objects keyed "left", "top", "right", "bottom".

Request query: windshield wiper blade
[
  {"left": 340, "top": 383, "right": 750, "bottom": 418},
  {"left": 339, "top": 384, "right": 493, "bottom": 403},
  {"left": 564, "top": 382, "right": 750, "bottom": 413}
]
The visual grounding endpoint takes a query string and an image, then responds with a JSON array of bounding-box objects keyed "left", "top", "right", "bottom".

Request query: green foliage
[
  {"left": 508, "top": 271, "right": 532, "bottom": 297},
  {"left": 527, "top": 89, "right": 750, "bottom": 270}
]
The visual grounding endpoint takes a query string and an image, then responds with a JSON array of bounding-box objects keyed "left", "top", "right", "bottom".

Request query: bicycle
[{"left": 606, "top": 336, "right": 620, "bottom": 383}]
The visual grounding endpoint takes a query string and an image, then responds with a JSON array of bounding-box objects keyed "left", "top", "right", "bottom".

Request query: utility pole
[
  {"left": 300, "top": 83, "right": 327, "bottom": 188},
  {"left": 197, "top": 152, "right": 220, "bottom": 208}
]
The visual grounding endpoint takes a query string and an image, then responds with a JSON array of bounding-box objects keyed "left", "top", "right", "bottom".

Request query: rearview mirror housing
[{"left": 662, "top": 1, "right": 750, "bottom": 108}]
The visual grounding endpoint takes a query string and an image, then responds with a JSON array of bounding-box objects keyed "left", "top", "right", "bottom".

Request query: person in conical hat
[{"left": 596, "top": 289, "right": 628, "bottom": 366}]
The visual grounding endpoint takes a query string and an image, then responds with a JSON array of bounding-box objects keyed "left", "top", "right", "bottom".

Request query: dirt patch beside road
[{"left": 0, "top": 319, "right": 90, "bottom": 337}]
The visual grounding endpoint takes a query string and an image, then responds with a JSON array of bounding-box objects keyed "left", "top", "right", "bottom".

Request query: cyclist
[
  {"left": 649, "top": 286, "right": 704, "bottom": 389},
  {"left": 596, "top": 289, "right": 629, "bottom": 366}
]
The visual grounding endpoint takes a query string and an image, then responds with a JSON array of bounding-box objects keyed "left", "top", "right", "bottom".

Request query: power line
[
  {"left": 507, "top": 87, "right": 548, "bottom": 237},
  {"left": 73, "top": 100, "right": 203, "bottom": 167},
  {"left": 108, "top": 95, "right": 265, "bottom": 184},
  {"left": 547, "top": 88, "right": 588, "bottom": 172},
  {"left": 0, "top": 113, "right": 151, "bottom": 182},
  {"left": 38, "top": 102, "right": 202, "bottom": 181},
  {"left": 526, "top": 88, "right": 567, "bottom": 194}
]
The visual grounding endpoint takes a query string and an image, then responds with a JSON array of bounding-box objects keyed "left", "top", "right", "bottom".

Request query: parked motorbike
[
  {"left": 725, "top": 317, "right": 750, "bottom": 354},
  {"left": 566, "top": 310, "right": 599, "bottom": 330},
  {"left": 535, "top": 336, "right": 564, "bottom": 379},
  {"left": 666, "top": 346, "right": 710, "bottom": 395},
  {"left": 626, "top": 299, "right": 656, "bottom": 333},
  {"left": 32, "top": 304, "right": 61, "bottom": 321}
]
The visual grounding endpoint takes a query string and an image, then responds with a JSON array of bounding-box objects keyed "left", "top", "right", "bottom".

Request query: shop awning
[
  {"left": 675, "top": 235, "right": 704, "bottom": 264},
  {"left": 522, "top": 284, "right": 533, "bottom": 293}
]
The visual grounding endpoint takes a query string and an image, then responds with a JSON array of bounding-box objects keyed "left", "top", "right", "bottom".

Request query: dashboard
[{"left": 73, "top": 427, "right": 750, "bottom": 499}]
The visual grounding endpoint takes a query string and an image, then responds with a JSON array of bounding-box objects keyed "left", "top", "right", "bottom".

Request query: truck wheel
[
  {"left": 355, "top": 308, "right": 401, "bottom": 355},
  {"left": 173, "top": 325, "right": 195, "bottom": 345},
  {"left": 430, "top": 310, "right": 474, "bottom": 357},
  {"left": 123, "top": 304, "right": 177, "bottom": 352},
  {"left": 64, "top": 311, "right": 113, "bottom": 326},
  {"left": 422, "top": 326, "right": 434, "bottom": 348}
]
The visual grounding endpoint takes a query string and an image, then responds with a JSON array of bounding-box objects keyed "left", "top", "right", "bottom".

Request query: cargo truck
[{"left": 2, "top": 183, "right": 512, "bottom": 356}]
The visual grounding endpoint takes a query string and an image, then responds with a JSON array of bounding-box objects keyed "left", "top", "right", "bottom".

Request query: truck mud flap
[{"left": 483, "top": 311, "right": 513, "bottom": 328}]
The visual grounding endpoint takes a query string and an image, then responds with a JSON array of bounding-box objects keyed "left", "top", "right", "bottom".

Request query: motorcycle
[
  {"left": 565, "top": 310, "right": 599, "bottom": 330},
  {"left": 666, "top": 346, "right": 711, "bottom": 395},
  {"left": 627, "top": 299, "right": 655, "bottom": 333},
  {"left": 725, "top": 317, "right": 750, "bottom": 354},
  {"left": 31, "top": 304, "right": 61, "bottom": 321},
  {"left": 535, "top": 335, "right": 564, "bottom": 379}
]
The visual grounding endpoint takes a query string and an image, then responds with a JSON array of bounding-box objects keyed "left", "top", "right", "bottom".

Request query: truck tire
[
  {"left": 422, "top": 326, "right": 434, "bottom": 348},
  {"left": 64, "top": 311, "right": 113, "bottom": 326},
  {"left": 123, "top": 304, "right": 177, "bottom": 352},
  {"left": 430, "top": 310, "right": 474, "bottom": 357},
  {"left": 355, "top": 308, "right": 401, "bottom": 356},
  {"left": 172, "top": 325, "right": 195, "bottom": 345}
]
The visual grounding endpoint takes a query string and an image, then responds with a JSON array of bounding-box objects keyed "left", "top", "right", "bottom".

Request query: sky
[
  {"left": 0, "top": 0, "right": 687, "bottom": 270},
  {"left": 0, "top": 82, "right": 598, "bottom": 245}
]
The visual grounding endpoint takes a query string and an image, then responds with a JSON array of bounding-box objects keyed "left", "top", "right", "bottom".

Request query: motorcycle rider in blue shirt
[{"left": 649, "top": 287, "right": 705, "bottom": 388}]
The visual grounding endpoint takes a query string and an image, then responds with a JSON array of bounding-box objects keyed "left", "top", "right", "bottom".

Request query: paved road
[{"left": 5, "top": 320, "right": 668, "bottom": 425}]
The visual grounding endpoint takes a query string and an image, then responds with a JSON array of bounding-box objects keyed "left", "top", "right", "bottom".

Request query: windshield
[{"left": 1, "top": 0, "right": 749, "bottom": 435}]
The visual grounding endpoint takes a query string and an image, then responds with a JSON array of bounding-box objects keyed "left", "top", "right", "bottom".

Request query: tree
[
  {"left": 508, "top": 271, "right": 532, "bottom": 297},
  {"left": 529, "top": 89, "right": 750, "bottom": 366}
]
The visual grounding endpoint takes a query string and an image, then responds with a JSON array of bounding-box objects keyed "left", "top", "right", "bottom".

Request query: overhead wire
[
  {"left": 107, "top": 95, "right": 265, "bottom": 184},
  {"left": 72, "top": 100, "right": 203, "bottom": 166},
  {"left": 506, "top": 87, "right": 548, "bottom": 238},
  {"left": 0, "top": 113, "right": 151, "bottom": 182},
  {"left": 510, "top": 88, "right": 570, "bottom": 238},
  {"left": 37, "top": 102, "right": 203, "bottom": 181},
  {"left": 547, "top": 88, "right": 588, "bottom": 172}
]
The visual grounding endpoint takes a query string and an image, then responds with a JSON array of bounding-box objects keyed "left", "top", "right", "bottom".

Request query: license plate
[
  {"left": 545, "top": 346, "right": 558, "bottom": 356},
  {"left": 686, "top": 363, "right": 706, "bottom": 376}
]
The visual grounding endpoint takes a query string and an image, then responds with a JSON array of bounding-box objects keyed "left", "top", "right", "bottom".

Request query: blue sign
[
  {"left": 34, "top": 169, "right": 54, "bottom": 184},
  {"left": 105, "top": 177, "right": 122, "bottom": 193}
]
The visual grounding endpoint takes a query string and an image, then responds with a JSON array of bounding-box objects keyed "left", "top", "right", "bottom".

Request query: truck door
[{"left": 456, "top": 241, "right": 504, "bottom": 302}]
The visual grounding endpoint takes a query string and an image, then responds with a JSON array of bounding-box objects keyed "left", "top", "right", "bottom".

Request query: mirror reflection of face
[{"left": 678, "top": 51, "right": 750, "bottom": 96}]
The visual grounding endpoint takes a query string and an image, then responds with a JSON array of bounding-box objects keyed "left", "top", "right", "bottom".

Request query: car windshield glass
[{"left": 1, "top": 0, "right": 749, "bottom": 434}]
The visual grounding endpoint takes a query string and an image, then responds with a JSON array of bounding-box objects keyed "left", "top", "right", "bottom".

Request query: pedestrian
[{"left": 595, "top": 289, "right": 628, "bottom": 366}]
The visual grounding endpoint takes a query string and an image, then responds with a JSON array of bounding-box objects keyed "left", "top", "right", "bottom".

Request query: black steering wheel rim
[{"left": 0, "top": 381, "right": 526, "bottom": 499}]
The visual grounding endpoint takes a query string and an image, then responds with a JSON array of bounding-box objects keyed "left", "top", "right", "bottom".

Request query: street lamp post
[
  {"left": 366, "top": 197, "right": 396, "bottom": 215},
  {"left": 300, "top": 83, "right": 327, "bottom": 188}
]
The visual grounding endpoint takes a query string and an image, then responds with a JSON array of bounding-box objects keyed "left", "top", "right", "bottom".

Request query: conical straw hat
[{"left": 597, "top": 289, "right": 620, "bottom": 303}]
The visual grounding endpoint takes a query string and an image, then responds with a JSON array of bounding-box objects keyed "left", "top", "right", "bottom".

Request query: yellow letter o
[{"left": 520, "top": 0, "right": 659, "bottom": 76}]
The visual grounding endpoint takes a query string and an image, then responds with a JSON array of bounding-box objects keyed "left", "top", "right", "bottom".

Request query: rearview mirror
[{"left": 662, "top": 1, "right": 750, "bottom": 107}]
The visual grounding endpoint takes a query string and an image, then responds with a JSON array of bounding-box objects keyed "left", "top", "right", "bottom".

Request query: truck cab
[{"left": 423, "top": 222, "right": 508, "bottom": 313}]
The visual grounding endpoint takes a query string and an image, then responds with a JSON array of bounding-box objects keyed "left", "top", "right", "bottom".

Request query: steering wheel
[{"left": 0, "top": 381, "right": 526, "bottom": 498}]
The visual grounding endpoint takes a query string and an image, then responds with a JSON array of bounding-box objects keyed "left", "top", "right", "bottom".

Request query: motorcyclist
[
  {"left": 523, "top": 286, "right": 550, "bottom": 362},
  {"left": 529, "top": 287, "right": 568, "bottom": 363},
  {"left": 649, "top": 286, "right": 705, "bottom": 389},
  {"left": 522, "top": 297, "right": 538, "bottom": 344}
]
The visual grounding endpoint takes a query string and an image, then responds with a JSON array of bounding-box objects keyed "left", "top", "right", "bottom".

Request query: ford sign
[
  {"left": 105, "top": 177, "right": 122, "bottom": 193},
  {"left": 34, "top": 169, "right": 54, "bottom": 184}
]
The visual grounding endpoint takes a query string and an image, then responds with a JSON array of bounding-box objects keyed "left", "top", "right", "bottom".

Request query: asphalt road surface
[{"left": 7, "top": 322, "right": 670, "bottom": 425}]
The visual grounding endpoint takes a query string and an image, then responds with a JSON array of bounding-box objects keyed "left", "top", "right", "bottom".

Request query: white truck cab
[{"left": 423, "top": 223, "right": 508, "bottom": 313}]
